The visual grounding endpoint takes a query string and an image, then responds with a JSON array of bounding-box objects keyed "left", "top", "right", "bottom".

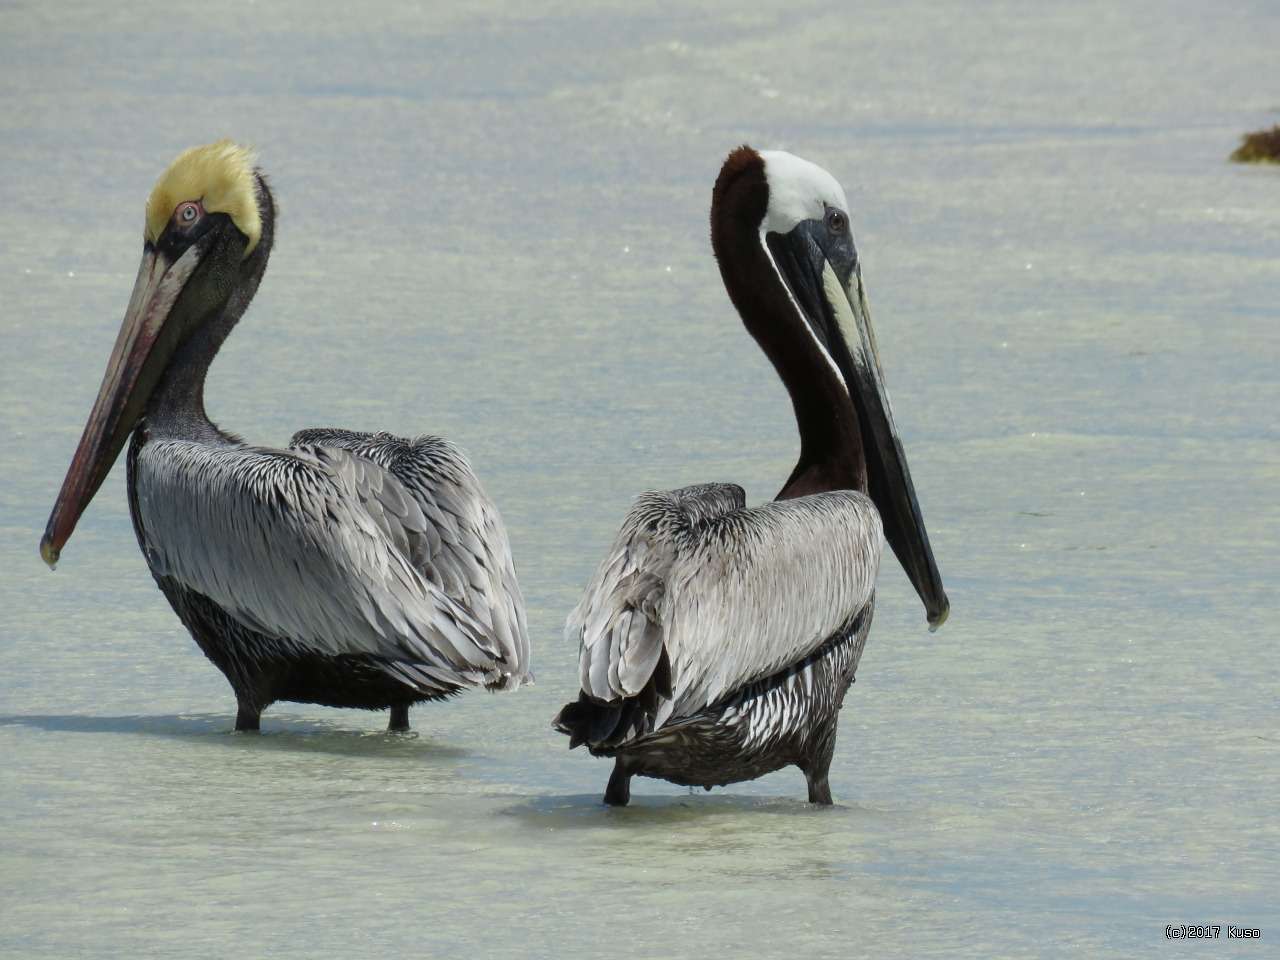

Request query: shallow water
[{"left": 2, "top": 1, "right": 1278, "bottom": 956}]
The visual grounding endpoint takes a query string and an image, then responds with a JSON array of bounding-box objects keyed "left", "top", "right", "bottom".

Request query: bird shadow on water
[
  {"left": 0, "top": 712, "right": 469, "bottom": 759},
  {"left": 498, "top": 790, "right": 878, "bottom": 831},
  {"left": 496, "top": 792, "right": 875, "bottom": 882}
]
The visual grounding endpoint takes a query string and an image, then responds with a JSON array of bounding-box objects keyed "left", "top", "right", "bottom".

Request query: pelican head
[
  {"left": 712, "top": 146, "right": 949, "bottom": 629},
  {"left": 41, "top": 141, "right": 271, "bottom": 568}
]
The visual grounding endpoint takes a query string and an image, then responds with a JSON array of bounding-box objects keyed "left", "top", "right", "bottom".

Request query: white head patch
[{"left": 759, "top": 150, "right": 849, "bottom": 235}]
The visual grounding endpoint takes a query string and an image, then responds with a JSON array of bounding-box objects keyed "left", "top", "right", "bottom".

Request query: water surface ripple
[{"left": 2, "top": 2, "right": 1277, "bottom": 957}]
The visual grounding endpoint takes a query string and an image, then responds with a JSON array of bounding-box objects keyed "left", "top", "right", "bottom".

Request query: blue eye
[{"left": 174, "top": 201, "right": 203, "bottom": 227}]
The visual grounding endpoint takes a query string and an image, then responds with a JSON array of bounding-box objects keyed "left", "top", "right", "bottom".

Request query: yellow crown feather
[{"left": 144, "top": 140, "right": 261, "bottom": 254}]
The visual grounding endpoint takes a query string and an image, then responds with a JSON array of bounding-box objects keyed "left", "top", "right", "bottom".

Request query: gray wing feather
[
  {"left": 568, "top": 482, "right": 881, "bottom": 730},
  {"left": 133, "top": 431, "right": 529, "bottom": 693},
  {"left": 291, "top": 428, "right": 531, "bottom": 688}
]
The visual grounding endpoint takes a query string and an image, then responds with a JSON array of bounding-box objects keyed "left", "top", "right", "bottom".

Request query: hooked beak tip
[
  {"left": 927, "top": 601, "right": 950, "bottom": 632},
  {"left": 40, "top": 534, "right": 59, "bottom": 570}
]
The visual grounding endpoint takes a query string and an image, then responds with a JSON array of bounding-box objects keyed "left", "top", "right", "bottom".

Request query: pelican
[
  {"left": 553, "top": 147, "right": 949, "bottom": 805},
  {"left": 41, "top": 142, "right": 531, "bottom": 732}
]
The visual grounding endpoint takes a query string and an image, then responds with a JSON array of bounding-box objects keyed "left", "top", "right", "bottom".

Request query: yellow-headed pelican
[{"left": 41, "top": 142, "right": 531, "bottom": 731}]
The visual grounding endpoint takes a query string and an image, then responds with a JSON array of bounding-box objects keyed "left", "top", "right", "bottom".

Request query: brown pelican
[
  {"left": 553, "top": 146, "right": 948, "bottom": 805},
  {"left": 40, "top": 141, "right": 531, "bottom": 732}
]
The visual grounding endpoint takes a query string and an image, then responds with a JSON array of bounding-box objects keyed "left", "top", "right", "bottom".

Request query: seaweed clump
[{"left": 1230, "top": 125, "right": 1280, "bottom": 163}]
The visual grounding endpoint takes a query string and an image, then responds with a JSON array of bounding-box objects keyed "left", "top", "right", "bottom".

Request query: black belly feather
[
  {"left": 154, "top": 575, "right": 461, "bottom": 717},
  {"left": 553, "top": 602, "right": 873, "bottom": 792}
]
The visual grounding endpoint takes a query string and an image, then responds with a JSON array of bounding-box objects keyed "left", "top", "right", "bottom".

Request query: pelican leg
[
  {"left": 603, "top": 759, "right": 633, "bottom": 806},
  {"left": 234, "top": 699, "right": 262, "bottom": 732},
  {"left": 801, "top": 722, "right": 838, "bottom": 805},
  {"left": 804, "top": 768, "right": 833, "bottom": 805},
  {"left": 388, "top": 704, "right": 411, "bottom": 732}
]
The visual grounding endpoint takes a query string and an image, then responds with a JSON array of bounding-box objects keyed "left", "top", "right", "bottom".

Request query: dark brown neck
[
  {"left": 710, "top": 147, "right": 866, "bottom": 501},
  {"left": 147, "top": 175, "right": 275, "bottom": 440}
]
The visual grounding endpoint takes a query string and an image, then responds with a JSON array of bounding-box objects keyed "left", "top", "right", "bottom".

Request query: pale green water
[{"left": 2, "top": 1, "right": 1278, "bottom": 957}]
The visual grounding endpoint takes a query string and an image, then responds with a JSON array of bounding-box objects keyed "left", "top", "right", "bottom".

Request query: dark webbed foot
[
  {"left": 603, "top": 759, "right": 632, "bottom": 806},
  {"left": 388, "top": 704, "right": 411, "bottom": 732}
]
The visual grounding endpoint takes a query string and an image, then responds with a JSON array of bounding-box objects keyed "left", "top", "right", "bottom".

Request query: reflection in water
[
  {"left": 502, "top": 793, "right": 862, "bottom": 884},
  {"left": 0, "top": 712, "right": 468, "bottom": 757},
  {"left": 0, "top": 713, "right": 237, "bottom": 736},
  {"left": 501, "top": 790, "right": 868, "bottom": 828}
]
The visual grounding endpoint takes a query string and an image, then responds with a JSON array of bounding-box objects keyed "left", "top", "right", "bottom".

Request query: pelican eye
[
  {"left": 173, "top": 201, "right": 204, "bottom": 228},
  {"left": 825, "top": 209, "right": 848, "bottom": 235}
]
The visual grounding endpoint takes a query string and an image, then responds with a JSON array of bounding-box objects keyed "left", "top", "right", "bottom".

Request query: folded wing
[
  {"left": 132, "top": 431, "right": 529, "bottom": 694},
  {"left": 293, "top": 428, "right": 531, "bottom": 688},
  {"left": 568, "top": 483, "right": 881, "bottom": 735}
]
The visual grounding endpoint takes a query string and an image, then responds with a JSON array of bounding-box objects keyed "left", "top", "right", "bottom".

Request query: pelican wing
[
  {"left": 132, "top": 435, "right": 519, "bottom": 692},
  {"left": 291, "top": 429, "right": 531, "bottom": 688},
  {"left": 569, "top": 483, "right": 881, "bottom": 729}
]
